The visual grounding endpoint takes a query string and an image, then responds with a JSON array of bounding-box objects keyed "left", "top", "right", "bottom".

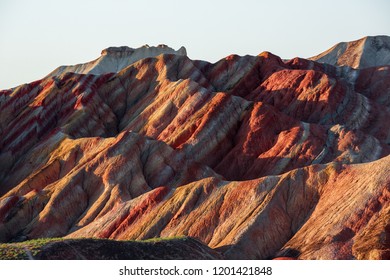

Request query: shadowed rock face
[
  {"left": 0, "top": 37, "right": 389, "bottom": 259},
  {"left": 0, "top": 237, "right": 222, "bottom": 260}
]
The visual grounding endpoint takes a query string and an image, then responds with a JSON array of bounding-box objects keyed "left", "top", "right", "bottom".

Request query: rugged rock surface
[
  {"left": 47, "top": 44, "right": 187, "bottom": 77},
  {"left": 0, "top": 37, "right": 389, "bottom": 259},
  {"left": 309, "top": 35, "right": 390, "bottom": 68},
  {"left": 67, "top": 156, "right": 389, "bottom": 260}
]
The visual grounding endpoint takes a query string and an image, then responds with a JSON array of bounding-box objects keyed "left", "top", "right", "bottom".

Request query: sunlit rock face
[
  {"left": 0, "top": 38, "right": 389, "bottom": 259},
  {"left": 309, "top": 35, "right": 390, "bottom": 69},
  {"left": 47, "top": 44, "right": 187, "bottom": 77}
]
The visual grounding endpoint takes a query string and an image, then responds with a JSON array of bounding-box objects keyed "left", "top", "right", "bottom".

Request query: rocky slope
[
  {"left": 0, "top": 40, "right": 389, "bottom": 259},
  {"left": 309, "top": 35, "right": 390, "bottom": 68},
  {"left": 47, "top": 44, "right": 187, "bottom": 77}
]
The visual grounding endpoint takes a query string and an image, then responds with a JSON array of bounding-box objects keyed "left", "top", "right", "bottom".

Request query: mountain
[
  {"left": 309, "top": 35, "right": 390, "bottom": 68},
  {"left": 47, "top": 44, "right": 187, "bottom": 77},
  {"left": 0, "top": 41, "right": 389, "bottom": 259}
]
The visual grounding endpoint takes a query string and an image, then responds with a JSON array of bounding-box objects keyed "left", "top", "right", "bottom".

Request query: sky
[{"left": 1, "top": 0, "right": 389, "bottom": 89}]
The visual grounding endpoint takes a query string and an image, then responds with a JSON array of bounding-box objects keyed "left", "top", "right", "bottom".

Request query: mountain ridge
[
  {"left": 46, "top": 44, "right": 187, "bottom": 78},
  {"left": 0, "top": 37, "right": 389, "bottom": 259},
  {"left": 309, "top": 35, "right": 390, "bottom": 68}
]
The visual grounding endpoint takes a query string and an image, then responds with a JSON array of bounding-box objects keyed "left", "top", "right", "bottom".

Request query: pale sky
[{"left": 1, "top": 0, "right": 389, "bottom": 89}]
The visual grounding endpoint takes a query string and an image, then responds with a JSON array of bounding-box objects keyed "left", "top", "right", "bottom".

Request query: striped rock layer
[
  {"left": 309, "top": 35, "right": 390, "bottom": 69},
  {"left": 0, "top": 43, "right": 389, "bottom": 259}
]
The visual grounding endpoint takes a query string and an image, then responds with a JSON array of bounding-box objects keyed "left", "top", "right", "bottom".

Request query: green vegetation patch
[
  {"left": 140, "top": 235, "right": 187, "bottom": 243},
  {"left": 0, "top": 244, "right": 28, "bottom": 260},
  {"left": 0, "top": 236, "right": 190, "bottom": 260},
  {"left": 0, "top": 238, "right": 64, "bottom": 260}
]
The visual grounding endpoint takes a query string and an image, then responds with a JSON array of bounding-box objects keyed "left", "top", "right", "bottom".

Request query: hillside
[
  {"left": 309, "top": 35, "right": 390, "bottom": 68},
  {"left": 0, "top": 40, "right": 389, "bottom": 259}
]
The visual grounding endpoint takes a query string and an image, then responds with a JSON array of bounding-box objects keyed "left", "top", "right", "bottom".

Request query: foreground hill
[
  {"left": 0, "top": 237, "right": 221, "bottom": 260},
  {"left": 0, "top": 39, "right": 389, "bottom": 259}
]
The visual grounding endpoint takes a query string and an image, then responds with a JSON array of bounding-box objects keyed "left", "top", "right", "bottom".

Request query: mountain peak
[
  {"left": 101, "top": 46, "right": 135, "bottom": 56},
  {"left": 47, "top": 44, "right": 187, "bottom": 77},
  {"left": 100, "top": 44, "right": 187, "bottom": 57},
  {"left": 309, "top": 35, "right": 390, "bottom": 68}
]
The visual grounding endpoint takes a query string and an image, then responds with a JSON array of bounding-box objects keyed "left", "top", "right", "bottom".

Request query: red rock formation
[
  {"left": 0, "top": 37, "right": 389, "bottom": 259},
  {"left": 66, "top": 155, "right": 389, "bottom": 260}
]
